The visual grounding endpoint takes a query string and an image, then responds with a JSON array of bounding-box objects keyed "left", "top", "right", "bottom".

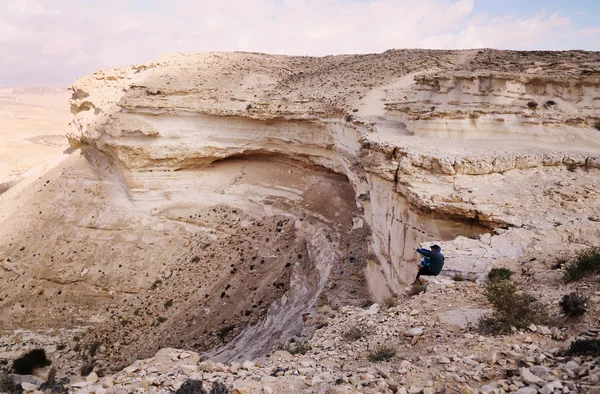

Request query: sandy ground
[{"left": 0, "top": 87, "right": 70, "bottom": 192}]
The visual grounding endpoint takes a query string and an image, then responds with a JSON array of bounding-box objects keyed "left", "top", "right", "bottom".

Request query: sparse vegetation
[
  {"left": 246, "top": 104, "right": 252, "bottom": 111},
  {"left": 560, "top": 292, "right": 589, "bottom": 316},
  {"left": 88, "top": 341, "right": 101, "bottom": 357},
  {"left": 342, "top": 325, "right": 371, "bottom": 342},
  {"left": 566, "top": 339, "right": 600, "bottom": 357},
  {"left": 563, "top": 247, "right": 600, "bottom": 282},
  {"left": 527, "top": 101, "right": 538, "bottom": 109},
  {"left": 345, "top": 114, "right": 354, "bottom": 122},
  {"left": 12, "top": 348, "right": 51, "bottom": 375},
  {"left": 479, "top": 279, "right": 549, "bottom": 333},
  {"left": 367, "top": 345, "right": 397, "bottom": 362},
  {"left": 381, "top": 294, "right": 398, "bottom": 308},
  {"left": 218, "top": 325, "right": 236, "bottom": 342},
  {"left": 594, "top": 121, "right": 600, "bottom": 131},
  {"left": 39, "top": 368, "right": 69, "bottom": 394},
  {"left": 544, "top": 100, "right": 556, "bottom": 107},
  {"left": 164, "top": 299, "right": 174, "bottom": 309},
  {"left": 80, "top": 361, "right": 95, "bottom": 376},
  {"left": 452, "top": 273, "right": 465, "bottom": 281},
  {"left": 407, "top": 282, "right": 427, "bottom": 296},
  {"left": 487, "top": 268, "right": 513, "bottom": 282},
  {"left": 175, "top": 379, "right": 206, "bottom": 394},
  {"left": 277, "top": 341, "right": 312, "bottom": 355}
]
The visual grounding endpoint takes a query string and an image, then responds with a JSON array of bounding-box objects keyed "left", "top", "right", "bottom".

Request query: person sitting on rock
[{"left": 415, "top": 244, "right": 444, "bottom": 282}]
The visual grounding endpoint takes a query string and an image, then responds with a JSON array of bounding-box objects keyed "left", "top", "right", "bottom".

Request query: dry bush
[
  {"left": 560, "top": 292, "right": 589, "bottom": 316},
  {"left": 342, "top": 325, "right": 371, "bottom": 342},
  {"left": 452, "top": 273, "right": 465, "bottom": 282},
  {"left": 408, "top": 282, "right": 427, "bottom": 296},
  {"left": 479, "top": 280, "right": 549, "bottom": 334},
  {"left": 487, "top": 268, "right": 513, "bottom": 282},
  {"left": 566, "top": 339, "right": 600, "bottom": 357},
  {"left": 381, "top": 294, "right": 398, "bottom": 308},
  {"left": 367, "top": 345, "right": 397, "bottom": 362},
  {"left": 12, "top": 348, "right": 51, "bottom": 375},
  {"left": 277, "top": 341, "right": 312, "bottom": 355},
  {"left": 563, "top": 247, "right": 600, "bottom": 282}
]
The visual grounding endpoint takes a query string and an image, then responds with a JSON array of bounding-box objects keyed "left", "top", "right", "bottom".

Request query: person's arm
[{"left": 416, "top": 248, "right": 434, "bottom": 257}]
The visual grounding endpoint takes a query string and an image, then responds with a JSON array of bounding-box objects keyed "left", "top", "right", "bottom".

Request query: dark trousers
[{"left": 416, "top": 266, "right": 437, "bottom": 280}]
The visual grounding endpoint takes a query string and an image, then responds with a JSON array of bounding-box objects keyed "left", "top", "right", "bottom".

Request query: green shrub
[
  {"left": 564, "top": 247, "right": 600, "bottom": 282},
  {"left": 12, "top": 349, "right": 51, "bottom": 375},
  {"left": 408, "top": 282, "right": 427, "bottom": 296},
  {"left": 488, "top": 268, "right": 513, "bottom": 281},
  {"left": 367, "top": 345, "right": 397, "bottom": 362},
  {"left": 479, "top": 280, "right": 549, "bottom": 333},
  {"left": 560, "top": 292, "right": 588, "bottom": 316},
  {"left": 342, "top": 325, "right": 371, "bottom": 342},
  {"left": 566, "top": 339, "right": 600, "bottom": 357}
]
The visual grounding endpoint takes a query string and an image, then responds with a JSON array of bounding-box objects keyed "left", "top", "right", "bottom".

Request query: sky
[{"left": 1, "top": 0, "right": 599, "bottom": 87}]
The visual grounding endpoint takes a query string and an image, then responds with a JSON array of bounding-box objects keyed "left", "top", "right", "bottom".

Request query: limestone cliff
[{"left": 1, "top": 49, "right": 599, "bottom": 369}]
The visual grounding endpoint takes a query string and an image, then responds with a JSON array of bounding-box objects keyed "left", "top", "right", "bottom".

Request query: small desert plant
[
  {"left": 381, "top": 294, "right": 398, "bottom": 308},
  {"left": 563, "top": 247, "right": 600, "bottom": 282},
  {"left": 218, "top": 325, "right": 236, "bottom": 342},
  {"left": 345, "top": 114, "right": 354, "bottom": 122},
  {"left": 487, "top": 268, "right": 513, "bottom": 282},
  {"left": 566, "top": 339, "right": 600, "bottom": 357},
  {"left": 545, "top": 100, "right": 556, "bottom": 107},
  {"left": 452, "top": 273, "right": 465, "bottom": 282},
  {"left": 164, "top": 299, "right": 174, "bottom": 309},
  {"left": 39, "top": 368, "right": 69, "bottom": 394},
  {"left": 12, "top": 348, "right": 51, "bottom": 375},
  {"left": 80, "top": 361, "right": 94, "bottom": 376},
  {"left": 209, "top": 381, "right": 229, "bottom": 394},
  {"left": 594, "top": 121, "right": 600, "bottom": 131},
  {"left": 560, "top": 292, "right": 589, "bottom": 316},
  {"left": 88, "top": 341, "right": 101, "bottom": 357},
  {"left": 479, "top": 279, "right": 549, "bottom": 333},
  {"left": 277, "top": 341, "right": 312, "bottom": 355},
  {"left": 408, "top": 282, "right": 427, "bottom": 296},
  {"left": 342, "top": 325, "right": 371, "bottom": 342},
  {"left": 246, "top": 104, "right": 252, "bottom": 111},
  {"left": 367, "top": 345, "right": 397, "bottom": 362},
  {"left": 176, "top": 379, "right": 207, "bottom": 394},
  {"left": 527, "top": 101, "right": 538, "bottom": 109}
]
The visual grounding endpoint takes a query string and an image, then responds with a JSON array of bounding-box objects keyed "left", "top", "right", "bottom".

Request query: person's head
[{"left": 430, "top": 244, "right": 441, "bottom": 252}]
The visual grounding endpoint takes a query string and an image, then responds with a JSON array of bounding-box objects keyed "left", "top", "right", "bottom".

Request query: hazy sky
[{"left": 1, "top": 0, "right": 599, "bottom": 87}]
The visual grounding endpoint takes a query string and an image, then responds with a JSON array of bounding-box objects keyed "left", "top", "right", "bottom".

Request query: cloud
[{"left": 0, "top": 0, "right": 597, "bottom": 86}]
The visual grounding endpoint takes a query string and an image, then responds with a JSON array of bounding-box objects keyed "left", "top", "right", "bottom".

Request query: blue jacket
[{"left": 416, "top": 248, "right": 445, "bottom": 274}]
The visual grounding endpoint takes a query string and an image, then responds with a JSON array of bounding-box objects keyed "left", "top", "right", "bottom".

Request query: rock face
[{"left": 1, "top": 49, "right": 600, "bottom": 368}]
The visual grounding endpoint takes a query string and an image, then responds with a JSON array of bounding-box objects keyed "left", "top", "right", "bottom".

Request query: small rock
[
  {"left": 514, "top": 387, "right": 537, "bottom": 394},
  {"left": 86, "top": 372, "right": 99, "bottom": 383},
  {"left": 20, "top": 382, "right": 39, "bottom": 392},
  {"left": 405, "top": 327, "right": 424, "bottom": 337},
  {"left": 241, "top": 360, "right": 256, "bottom": 370},
  {"left": 521, "top": 367, "right": 546, "bottom": 385}
]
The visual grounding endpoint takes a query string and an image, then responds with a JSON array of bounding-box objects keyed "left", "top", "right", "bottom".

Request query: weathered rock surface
[{"left": 0, "top": 49, "right": 599, "bottom": 384}]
